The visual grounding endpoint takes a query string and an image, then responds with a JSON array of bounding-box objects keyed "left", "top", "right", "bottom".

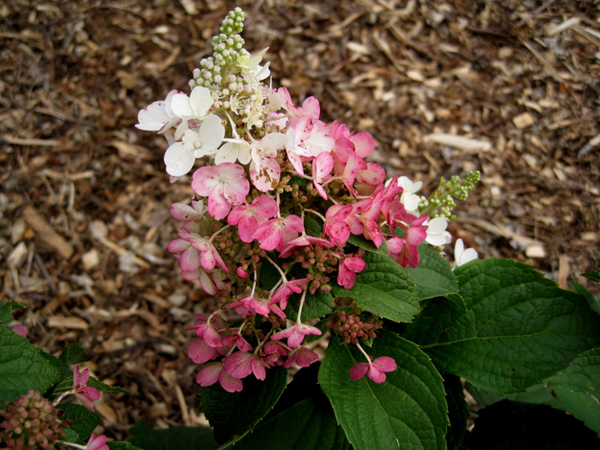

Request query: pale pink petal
[
  {"left": 368, "top": 365, "right": 387, "bottom": 384},
  {"left": 351, "top": 131, "right": 375, "bottom": 158},
  {"left": 196, "top": 363, "right": 222, "bottom": 386},
  {"left": 219, "top": 371, "right": 244, "bottom": 392},
  {"left": 349, "top": 362, "right": 369, "bottom": 380},
  {"left": 87, "top": 433, "right": 109, "bottom": 450},
  {"left": 224, "top": 352, "right": 254, "bottom": 379},
  {"left": 372, "top": 356, "right": 397, "bottom": 372},
  {"left": 188, "top": 338, "right": 219, "bottom": 364}
]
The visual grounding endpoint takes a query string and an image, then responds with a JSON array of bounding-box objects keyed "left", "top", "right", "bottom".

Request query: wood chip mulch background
[{"left": 1, "top": 0, "right": 599, "bottom": 441}]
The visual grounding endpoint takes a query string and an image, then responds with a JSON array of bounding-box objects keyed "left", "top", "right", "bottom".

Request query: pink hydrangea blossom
[
  {"left": 312, "top": 151, "right": 334, "bottom": 199},
  {"left": 86, "top": 433, "right": 109, "bottom": 450},
  {"left": 271, "top": 323, "right": 322, "bottom": 348},
  {"left": 176, "top": 228, "right": 228, "bottom": 272},
  {"left": 170, "top": 200, "right": 207, "bottom": 223},
  {"left": 252, "top": 214, "right": 304, "bottom": 252},
  {"left": 324, "top": 204, "right": 353, "bottom": 246},
  {"left": 191, "top": 163, "right": 250, "bottom": 220},
  {"left": 196, "top": 362, "right": 243, "bottom": 393},
  {"left": 337, "top": 255, "right": 367, "bottom": 289},
  {"left": 228, "top": 196, "right": 279, "bottom": 242},
  {"left": 291, "top": 117, "right": 335, "bottom": 159},
  {"left": 238, "top": 295, "right": 285, "bottom": 318},
  {"left": 270, "top": 278, "right": 310, "bottom": 310},
  {"left": 8, "top": 323, "right": 27, "bottom": 337},
  {"left": 188, "top": 337, "right": 220, "bottom": 364},
  {"left": 224, "top": 351, "right": 270, "bottom": 381},
  {"left": 349, "top": 356, "right": 397, "bottom": 384},
  {"left": 72, "top": 364, "right": 101, "bottom": 412},
  {"left": 222, "top": 334, "right": 252, "bottom": 353},
  {"left": 278, "top": 234, "right": 333, "bottom": 259},
  {"left": 283, "top": 346, "right": 319, "bottom": 368}
]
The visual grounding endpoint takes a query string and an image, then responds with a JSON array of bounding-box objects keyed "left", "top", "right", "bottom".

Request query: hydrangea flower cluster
[
  {"left": 137, "top": 8, "right": 479, "bottom": 390},
  {"left": 0, "top": 390, "right": 65, "bottom": 450},
  {"left": 0, "top": 364, "right": 106, "bottom": 450}
]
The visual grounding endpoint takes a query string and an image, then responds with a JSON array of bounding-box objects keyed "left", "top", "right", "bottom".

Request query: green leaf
[
  {"left": 467, "top": 376, "right": 600, "bottom": 437},
  {"left": 53, "top": 375, "right": 127, "bottom": 396},
  {"left": 570, "top": 280, "right": 600, "bottom": 315},
  {"left": 108, "top": 443, "right": 145, "bottom": 450},
  {"left": 0, "top": 300, "right": 27, "bottom": 324},
  {"left": 87, "top": 376, "right": 128, "bottom": 394},
  {"left": 59, "top": 342, "right": 89, "bottom": 365},
  {"left": 227, "top": 395, "right": 350, "bottom": 450},
  {"left": 444, "top": 375, "right": 469, "bottom": 449},
  {"left": 258, "top": 255, "right": 280, "bottom": 291},
  {"left": 331, "top": 252, "right": 420, "bottom": 322},
  {"left": 319, "top": 332, "right": 448, "bottom": 450},
  {"left": 200, "top": 366, "right": 288, "bottom": 443},
  {"left": 0, "top": 326, "right": 63, "bottom": 403},
  {"left": 347, "top": 233, "right": 389, "bottom": 256},
  {"left": 129, "top": 421, "right": 217, "bottom": 450},
  {"left": 464, "top": 400, "right": 600, "bottom": 449},
  {"left": 285, "top": 289, "right": 335, "bottom": 322},
  {"left": 547, "top": 347, "right": 600, "bottom": 397},
  {"left": 406, "top": 244, "right": 461, "bottom": 304},
  {"left": 406, "top": 258, "right": 600, "bottom": 394},
  {"left": 304, "top": 214, "right": 323, "bottom": 237},
  {"left": 582, "top": 268, "right": 600, "bottom": 283},
  {"left": 550, "top": 388, "right": 600, "bottom": 437},
  {"left": 58, "top": 404, "right": 99, "bottom": 444}
]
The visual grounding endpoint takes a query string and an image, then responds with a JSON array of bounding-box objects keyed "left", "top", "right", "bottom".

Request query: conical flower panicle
[{"left": 137, "top": 8, "right": 480, "bottom": 390}]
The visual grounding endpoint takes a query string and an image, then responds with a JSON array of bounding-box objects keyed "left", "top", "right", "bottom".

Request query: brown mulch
[{"left": 1, "top": 0, "right": 599, "bottom": 441}]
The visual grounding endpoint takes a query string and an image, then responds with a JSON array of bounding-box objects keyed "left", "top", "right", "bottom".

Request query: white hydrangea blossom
[
  {"left": 424, "top": 217, "right": 451, "bottom": 246},
  {"left": 453, "top": 238, "right": 478, "bottom": 268}
]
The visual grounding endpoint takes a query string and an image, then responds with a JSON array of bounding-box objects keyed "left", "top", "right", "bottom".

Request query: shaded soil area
[{"left": 1, "top": 0, "right": 599, "bottom": 440}]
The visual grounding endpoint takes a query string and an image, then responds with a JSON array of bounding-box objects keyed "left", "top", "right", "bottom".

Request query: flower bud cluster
[
  {"left": 327, "top": 299, "right": 383, "bottom": 344},
  {"left": 420, "top": 171, "right": 480, "bottom": 219},
  {"left": 137, "top": 9, "right": 478, "bottom": 389},
  {"left": 0, "top": 390, "right": 65, "bottom": 450}
]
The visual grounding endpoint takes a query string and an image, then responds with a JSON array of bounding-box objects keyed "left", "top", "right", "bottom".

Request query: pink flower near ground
[
  {"left": 86, "top": 433, "right": 109, "bottom": 450},
  {"left": 312, "top": 151, "right": 334, "bottom": 199},
  {"left": 228, "top": 196, "right": 279, "bottom": 242},
  {"left": 191, "top": 163, "right": 250, "bottom": 220},
  {"left": 8, "top": 323, "right": 27, "bottom": 337},
  {"left": 271, "top": 323, "right": 322, "bottom": 348},
  {"left": 72, "top": 365, "right": 101, "bottom": 412},
  {"left": 224, "top": 351, "right": 270, "bottom": 381},
  {"left": 188, "top": 337, "right": 220, "bottom": 364},
  {"left": 337, "top": 255, "right": 367, "bottom": 289},
  {"left": 270, "top": 278, "right": 310, "bottom": 310},
  {"left": 251, "top": 214, "right": 304, "bottom": 252},
  {"left": 283, "top": 346, "right": 319, "bottom": 368},
  {"left": 349, "top": 356, "right": 397, "bottom": 384},
  {"left": 196, "top": 362, "right": 243, "bottom": 393}
]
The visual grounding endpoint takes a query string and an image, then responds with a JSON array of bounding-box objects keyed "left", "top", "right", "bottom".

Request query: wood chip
[
  {"left": 423, "top": 134, "right": 492, "bottom": 153},
  {"left": 47, "top": 316, "right": 89, "bottom": 330},
  {"left": 22, "top": 204, "right": 74, "bottom": 259},
  {"left": 525, "top": 244, "right": 546, "bottom": 258},
  {"left": 96, "top": 402, "right": 118, "bottom": 423},
  {"left": 545, "top": 17, "right": 580, "bottom": 36},
  {"left": 512, "top": 112, "right": 535, "bottom": 129}
]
